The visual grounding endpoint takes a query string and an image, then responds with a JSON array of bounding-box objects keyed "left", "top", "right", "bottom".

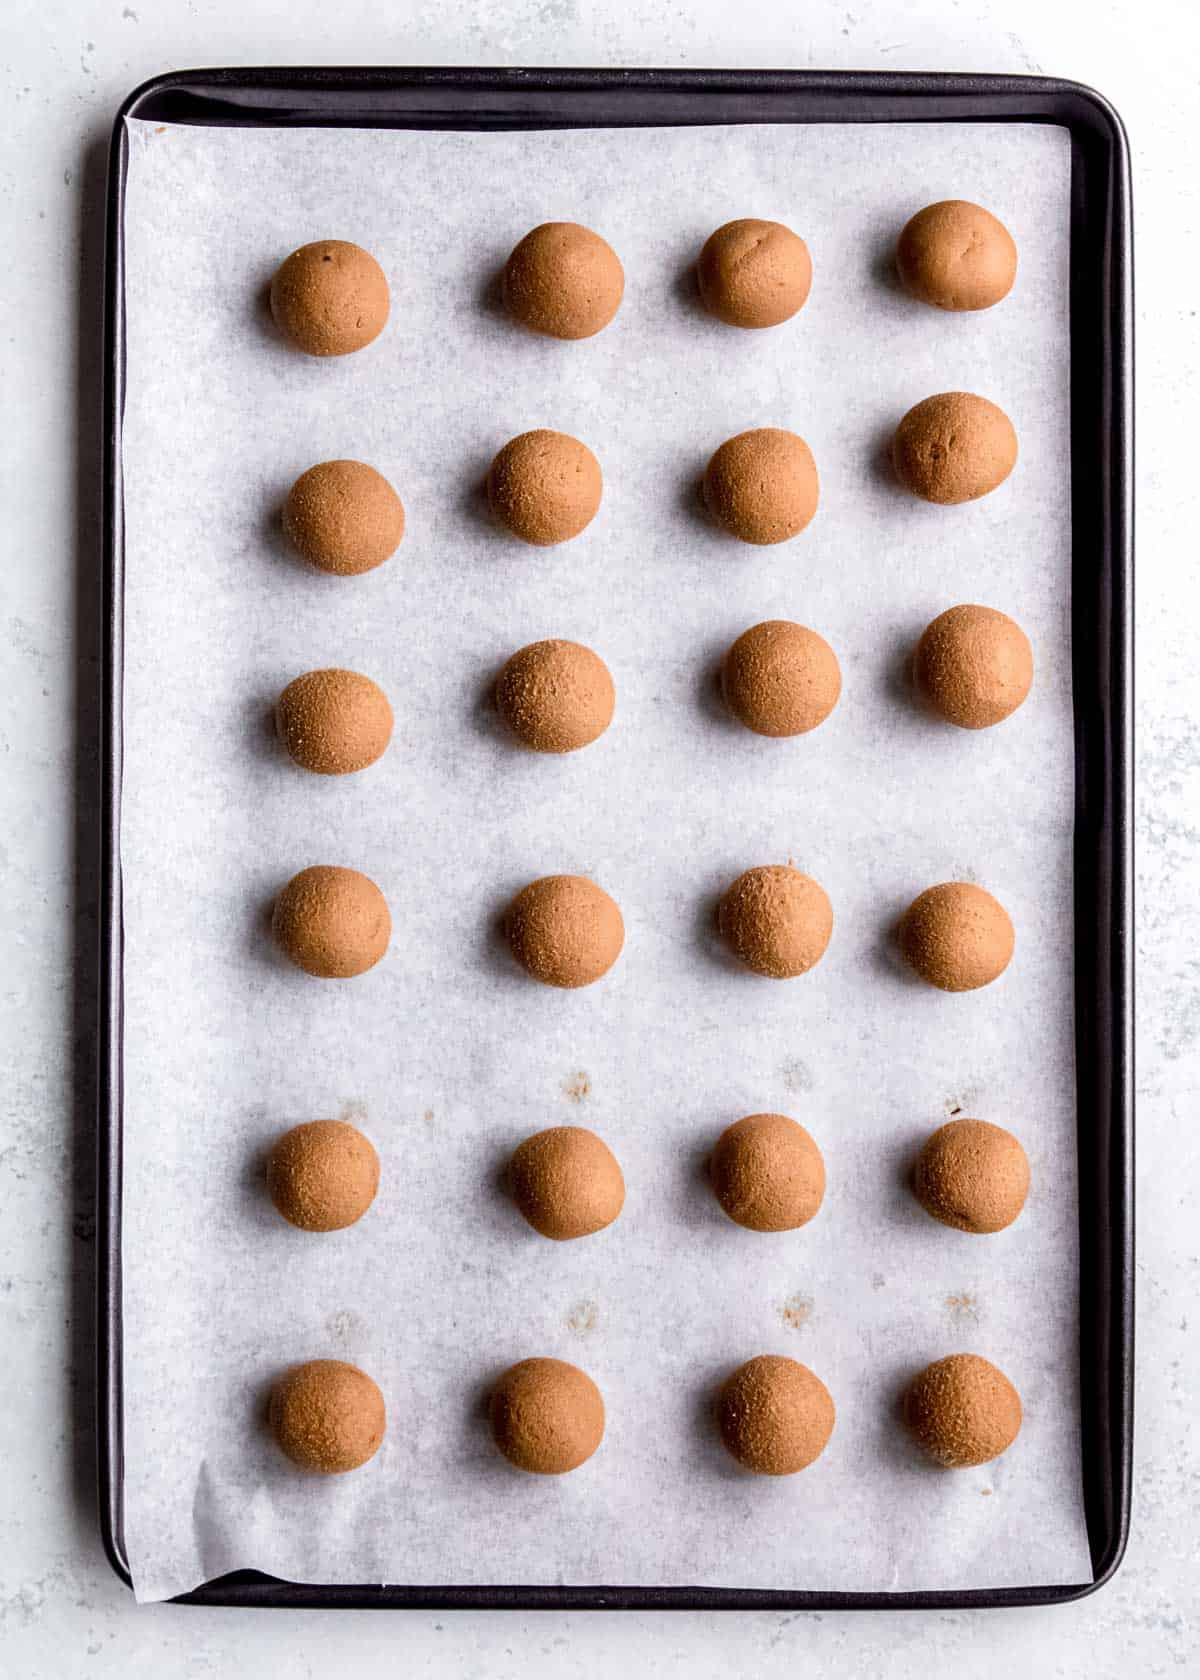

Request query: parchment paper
[{"left": 119, "top": 116, "right": 1089, "bottom": 1602}]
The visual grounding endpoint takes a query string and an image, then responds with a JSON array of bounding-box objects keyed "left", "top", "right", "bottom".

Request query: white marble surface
[{"left": 1, "top": 0, "right": 1195, "bottom": 1672}]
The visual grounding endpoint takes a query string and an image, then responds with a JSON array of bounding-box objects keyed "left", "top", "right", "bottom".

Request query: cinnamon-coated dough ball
[
  {"left": 892, "top": 393, "right": 1017, "bottom": 505},
  {"left": 718, "top": 865, "right": 833, "bottom": 979},
  {"left": 703, "top": 428, "right": 819, "bottom": 544},
  {"left": 487, "top": 430, "right": 602, "bottom": 545},
  {"left": 270, "top": 1359, "right": 386, "bottom": 1472},
  {"left": 904, "top": 1353, "right": 1022, "bottom": 1467},
  {"left": 283, "top": 460, "right": 405, "bottom": 576},
  {"left": 899, "top": 882, "right": 1014, "bottom": 993},
  {"left": 718, "top": 1355, "right": 835, "bottom": 1474},
  {"left": 503, "top": 222, "right": 624, "bottom": 340},
  {"left": 710, "top": 1113, "right": 825, "bottom": 1232},
  {"left": 269, "top": 240, "right": 389, "bottom": 357},
  {"left": 505, "top": 875, "right": 624, "bottom": 988},
  {"left": 697, "top": 218, "right": 812, "bottom": 329},
  {"left": 490, "top": 1357, "right": 605, "bottom": 1474},
  {"left": 267, "top": 1119, "right": 381, "bottom": 1232},
  {"left": 896, "top": 200, "right": 1017, "bottom": 312},
  {"left": 496, "top": 639, "right": 614, "bottom": 753},
  {"left": 273, "top": 865, "right": 391, "bottom": 979},
  {"left": 508, "top": 1126, "right": 625, "bottom": 1240},
  {"left": 276, "top": 668, "right": 394, "bottom": 774},
  {"left": 722, "top": 620, "right": 841, "bottom": 737},
  {"left": 913, "top": 1119, "right": 1030, "bottom": 1234},
  {"left": 915, "top": 605, "right": 1033, "bottom": 729}
]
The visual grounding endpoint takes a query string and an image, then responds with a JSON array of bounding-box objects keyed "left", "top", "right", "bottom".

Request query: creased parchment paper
[{"left": 119, "top": 116, "right": 1089, "bottom": 1601}]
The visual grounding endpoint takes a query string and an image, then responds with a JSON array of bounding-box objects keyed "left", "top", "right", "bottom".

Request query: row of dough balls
[
  {"left": 268, "top": 200, "right": 1017, "bottom": 358},
  {"left": 272, "top": 866, "right": 1017, "bottom": 993},
  {"left": 274, "top": 607, "right": 1033, "bottom": 778},
  {"left": 269, "top": 1349, "right": 1023, "bottom": 1479},
  {"left": 280, "top": 389, "right": 1015, "bottom": 585},
  {"left": 266, "top": 1114, "right": 1029, "bottom": 1240}
]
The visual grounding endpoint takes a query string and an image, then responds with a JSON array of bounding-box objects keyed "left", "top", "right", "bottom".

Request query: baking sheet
[{"left": 118, "top": 116, "right": 1089, "bottom": 1603}]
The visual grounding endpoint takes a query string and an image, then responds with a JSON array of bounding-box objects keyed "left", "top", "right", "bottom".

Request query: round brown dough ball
[
  {"left": 270, "top": 1359, "right": 386, "bottom": 1473},
  {"left": 904, "top": 1353, "right": 1022, "bottom": 1467},
  {"left": 913, "top": 1119, "right": 1030, "bottom": 1234},
  {"left": 718, "top": 865, "right": 833, "bottom": 979},
  {"left": 267, "top": 1119, "right": 381, "bottom": 1232},
  {"left": 503, "top": 222, "right": 624, "bottom": 340},
  {"left": 487, "top": 430, "right": 602, "bottom": 546},
  {"left": 718, "top": 1355, "right": 835, "bottom": 1474},
  {"left": 697, "top": 218, "right": 812, "bottom": 329},
  {"left": 722, "top": 620, "right": 841, "bottom": 737},
  {"left": 496, "top": 639, "right": 615, "bottom": 753},
  {"left": 490, "top": 1357, "right": 605, "bottom": 1474},
  {"left": 276, "top": 668, "right": 394, "bottom": 774},
  {"left": 899, "top": 882, "right": 1014, "bottom": 993},
  {"left": 896, "top": 200, "right": 1018, "bottom": 312},
  {"left": 505, "top": 874, "right": 624, "bottom": 989},
  {"left": 915, "top": 605, "right": 1033, "bottom": 729},
  {"left": 508, "top": 1126, "right": 625, "bottom": 1240},
  {"left": 892, "top": 393, "right": 1017, "bottom": 505},
  {"left": 283, "top": 460, "right": 405, "bottom": 576},
  {"left": 710, "top": 1113, "right": 825, "bottom": 1232},
  {"left": 703, "top": 428, "right": 819, "bottom": 544},
  {"left": 273, "top": 865, "right": 391, "bottom": 979},
  {"left": 269, "top": 240, "right": 390, "bottom": 357}
]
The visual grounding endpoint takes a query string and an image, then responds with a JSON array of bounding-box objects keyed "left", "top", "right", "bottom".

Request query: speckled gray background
[{"left": 3, "top": 0, "right": 1195, "bottom": 1673}]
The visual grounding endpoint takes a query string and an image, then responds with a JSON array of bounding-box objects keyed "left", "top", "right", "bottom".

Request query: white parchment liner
[{"left": 119, "top": 117, "right": 1088, "bottom": 1601}]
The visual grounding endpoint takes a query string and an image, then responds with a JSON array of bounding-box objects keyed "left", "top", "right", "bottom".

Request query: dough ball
[
  {"left": 718, "top": 1355, "right": 835, "bottom": 1474},
  {"left": 722, "top": 620, "right": 841, "bottom": 737},
  {"left": 915, "top": 604, "right": 1033, "bottom": 729},
  {"left": 496, "top": 639, "right": 615, "bottom": 753},
  {"left": 283, "top": 460, "right": 405, "bottom": 576},
  {"left": 505, "top": 874, "right": 624, "bottom": 989},
  {"left": 269, "top": 240, "right": 390, "bottom": 357},
  {"left": 273, "top": 865, "right": 391, "bottom": 979},
  {"left": 503, "top": 222, "right": 624, "bottom": 340},
  {"left": 508, "top": 1126, "right": 625, "bottom": 1240},
  {"left": 904, "top": 1353, "right": 1022, "bottom": 1468},
  {"left": 276, "top": 668, "right": 394, "bottom": 774},
  {"left": 913, "top": 1119, "right": 1030, "bottom": 1234},
  {"left": 899, "top": 882, "right": 1014, "bottom": 993},
  {"left": 718, "top": 865, "right": 833, "bottom": 979},
  {"left": 703, "top": 428, "right": 819, "bottom": 544},
  {"left": 487, "top": 429, "right": 602, "bottom": 546},
  {"left": 490, "top": 1357, "right": 604, "bottom": 1474},
  {"left": 892, "top": 392, "right": 1017, "bottom": 505},
  {"left": 697, "top": 218, "right": 812, "bottom": 329},
  {"left": 270, "top": 1359, "right": 386, "bottom": 1473},
  {"left": 710, "top": 1113, "right": 825, "bottom": 1232},
  {"left": 896, "top": 200, "right": 1017, "bottom": 312},
  {"left": 267, "top": 1119, "right": 381, "bottom": 1232}
]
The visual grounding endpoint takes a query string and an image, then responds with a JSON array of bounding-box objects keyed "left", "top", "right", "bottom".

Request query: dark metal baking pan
[{"left": 98, "top": 66, "right": 1133, "bottom": 1610}]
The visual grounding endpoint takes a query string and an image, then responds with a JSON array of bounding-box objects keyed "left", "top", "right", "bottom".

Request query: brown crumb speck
[
  {"left": 779, "top": 1292, "right": 813, "bottom": 1330},
  {"left": 567, "top": 1299, "right": 597, "bottom": 1334},
  {"left": 563, "top": 1071, "right": 591, "bottom": 1103},
  {"left": 945, "top": 1292, "right": 981, "bottom": 1322}
]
